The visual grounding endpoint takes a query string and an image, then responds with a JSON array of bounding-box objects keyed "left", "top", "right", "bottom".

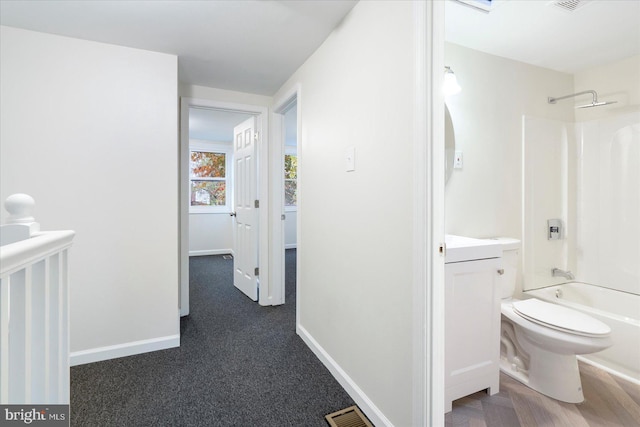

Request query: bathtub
[{"left": 525, "top": 282, "right": 640, "bottom": 384}]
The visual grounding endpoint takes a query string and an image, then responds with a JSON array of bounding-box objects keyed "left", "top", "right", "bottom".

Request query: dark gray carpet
[{"left": 70, "top": 249, "right": 355, "bottom": 426}]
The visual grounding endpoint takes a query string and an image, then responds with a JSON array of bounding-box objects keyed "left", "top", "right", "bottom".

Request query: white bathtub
[{"left": 525, "top": 282, "right": 640, "bottom": 384}]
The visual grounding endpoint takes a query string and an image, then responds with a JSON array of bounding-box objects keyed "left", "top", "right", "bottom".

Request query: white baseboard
[
  {"left": 296, "top": 325, "right": 393, "bottom": 427},
  {"left": 189, "top": 249, "right": 233, "bottom": 257},
  {"left": 285, "top": 243, "right": 297, "bottom": 250},
  {"left": 70, "top": 334, "right": 180, "bottom": 366}
]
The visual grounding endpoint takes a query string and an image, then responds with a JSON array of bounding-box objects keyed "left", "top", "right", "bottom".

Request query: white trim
[
  {"left": 0, "top": 231, "right": 75, "bottom": 275},
  {"left": 297, "top": 325, "right": 394, "bottom": 427},
  {"left": 180, "top": 97, "right": 190, "bottom": 317},
  {"left": 189, "top": 249, "right": 233, "bottom": 257},
  {"left": 70, "top": 334, "right": 180, "bottom": 366},
  {"left": 270, "top": 84, "right": 301, "bottom": 308},
  {"left": 413, "top": 2, "right": 445, "bottom": 426},
  {"left": 268, "top": 110, "right": 284, "bottom": 306},
  {"left": 180, "top": 97, "right": 269, "bottom": 315},
  {"left": 256, "top": 110, "right": 270, "bottom": 307}
]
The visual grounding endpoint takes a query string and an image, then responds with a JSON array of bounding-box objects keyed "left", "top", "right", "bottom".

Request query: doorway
[
  {"left": 179, "top": 97, "right": 269, "bottom": 316},
  {"left": 272, "top": 87, "right": 300, "bottom": 318},
  {"left": 283, "top": 103, "right": 298, "bottom": 303}
]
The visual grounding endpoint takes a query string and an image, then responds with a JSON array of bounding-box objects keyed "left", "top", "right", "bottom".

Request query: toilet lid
[{"left": 512, "top": 298, "right": 611, "bottom": 337}]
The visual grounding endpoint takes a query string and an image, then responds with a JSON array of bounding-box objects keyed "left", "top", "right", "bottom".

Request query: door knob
[
  {"left": 229, "top": 212, "right": 236, "bottom": 217},
  {"left": 497, "top": 269, "right": 505, "bottom": 275}
]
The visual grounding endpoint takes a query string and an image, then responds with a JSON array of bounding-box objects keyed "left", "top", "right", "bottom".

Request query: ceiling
[
  {"left": 0, "top": 0, "right": 357, "bottom": 96},
  {"left": 1, "top": 0, "right": 637, "bottom": 98},
  {"left": 189, "top": 104, "right": 297, "bottom": 145},
  {"left": 189, "top": 108, "right": 253, "bottom": 142},
  {"left": 445, "top": 0, "right": 640, "bottom": 74}
]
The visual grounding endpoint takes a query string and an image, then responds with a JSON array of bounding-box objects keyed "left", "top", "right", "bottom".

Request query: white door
[{"left": 233, "top": 117, "right": 259, "bottom": 300}]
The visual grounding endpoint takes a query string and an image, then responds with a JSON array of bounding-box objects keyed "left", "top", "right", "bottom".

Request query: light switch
[
  {"left": 346, "top": 146, "right": 355, "bottom": 172},
  {"left": 454, "top": 150, "right": 463, "bottom": 169}
]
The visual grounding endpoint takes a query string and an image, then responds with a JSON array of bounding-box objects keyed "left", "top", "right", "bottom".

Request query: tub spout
[{"left": 552, "top": 268, "right": 575, "bottom": 280}]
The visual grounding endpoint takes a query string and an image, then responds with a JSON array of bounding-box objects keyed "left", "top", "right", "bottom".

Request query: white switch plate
[
  {"left": 346, "top": 146, "right": 355, "bottom": 172},
  {"left": 454, "top": 150, "right": 463, "bottom": 169}
]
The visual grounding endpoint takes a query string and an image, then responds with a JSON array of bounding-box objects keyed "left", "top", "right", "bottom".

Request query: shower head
[
  {"left": 548, "top": 90, "right": 616, "bottom": 109},
  {"left": 575, "top": 100, "right": 618, "bottom": 109}
]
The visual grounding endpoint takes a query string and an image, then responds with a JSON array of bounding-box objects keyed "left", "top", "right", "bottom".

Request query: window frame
[{"left": 189, "top": 140, "right": 233, "bottom": 214}]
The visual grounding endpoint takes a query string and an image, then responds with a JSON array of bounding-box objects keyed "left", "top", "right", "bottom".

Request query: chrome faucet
[{"left": 552, "top": 268, "right": 575, "bottom": 280}]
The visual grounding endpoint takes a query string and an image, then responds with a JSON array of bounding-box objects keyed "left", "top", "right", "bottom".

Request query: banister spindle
[{"left": 1, "top": 194, "right": 73, "bottom": 404}]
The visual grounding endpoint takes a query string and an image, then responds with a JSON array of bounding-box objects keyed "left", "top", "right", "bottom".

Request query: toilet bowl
[
  {"left": 493, "top": 238, "right": 613, "bottom": 403},
  {"left": 501, "top": 297, "right": 612, "bottom": 402}
]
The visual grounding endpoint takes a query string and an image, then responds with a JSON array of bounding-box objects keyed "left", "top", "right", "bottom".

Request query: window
[
  {"left": 284, "top": 153, "right": 298, "bottom": 207},
  {"left": 189, "top": 142, "right": 231, "bottom": 212}
]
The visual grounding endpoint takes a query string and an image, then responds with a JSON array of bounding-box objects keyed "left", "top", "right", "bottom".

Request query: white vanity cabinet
[{"left": 444, "top": 235, "right": 503, "bottom": 413}]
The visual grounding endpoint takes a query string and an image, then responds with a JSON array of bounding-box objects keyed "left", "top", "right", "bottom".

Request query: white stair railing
[{"left": 0, "top": 194, "right": 74, "bottom": 404}]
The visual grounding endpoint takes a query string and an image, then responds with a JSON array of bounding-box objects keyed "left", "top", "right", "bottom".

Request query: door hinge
[
  {"left": 281, "top": 214, "right": 286, "bottom": 220},
  {"left": 254, "top": 199, "right": 260, "bottom": 208},
  {"left": 439, "top": 243, "right": 446, "bottom": 257},
  {"left": 254, "top": 132, "right": 259, "bottom": 142},
  {"left": 254, "top": 267, "right": 259, "bottom": 276}
]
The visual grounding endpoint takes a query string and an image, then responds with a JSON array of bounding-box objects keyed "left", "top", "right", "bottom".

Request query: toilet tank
[{"left": 490, "top": 237, "right": 521, "bottom": 299}]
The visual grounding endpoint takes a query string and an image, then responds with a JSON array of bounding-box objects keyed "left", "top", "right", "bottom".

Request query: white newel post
[
  {"left": 0, "top": 194, "right": 75, "bottom": 404},
  {"left": 1, "top": 194, "right": 40, "bottom": 247}
]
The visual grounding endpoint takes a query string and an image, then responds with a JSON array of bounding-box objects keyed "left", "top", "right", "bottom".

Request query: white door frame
[
  {"left": 270, "top": 85, "right": 301, "bottom": 311},
  {"left": 179, "top": 97, "right": 270, "bottom": 316},
  {"left": 413, "top": 1, "right": 446, "bottom": 425}
]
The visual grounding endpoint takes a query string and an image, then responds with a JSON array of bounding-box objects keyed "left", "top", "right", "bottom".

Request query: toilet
[{"left": 494, "top": 238, "right": 612, "bottom": 403}]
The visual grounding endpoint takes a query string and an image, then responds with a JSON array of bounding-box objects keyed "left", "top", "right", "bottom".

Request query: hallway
[{"left": 70, "top": 250, "right": 355, "bottom": 426}]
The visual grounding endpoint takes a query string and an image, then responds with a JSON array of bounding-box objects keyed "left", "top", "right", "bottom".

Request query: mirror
[{"left": 445, "top": 104, "right": 456, "bottom": 184}]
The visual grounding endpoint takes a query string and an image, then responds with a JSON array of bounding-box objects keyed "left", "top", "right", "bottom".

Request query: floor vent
[
  {"left": 222, "top": 255, "right": 233, "bottom": 260},
  {"left": 325, "top": 406, "right": 373, "bottom": 427}
]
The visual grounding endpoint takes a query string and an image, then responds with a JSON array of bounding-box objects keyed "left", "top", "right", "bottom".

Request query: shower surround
[
  {"left": 576, "top": 112, "right": 640, "bottom": 296},
  {"left": 523, "top": 111, "right": 640, "bottom": 380}
]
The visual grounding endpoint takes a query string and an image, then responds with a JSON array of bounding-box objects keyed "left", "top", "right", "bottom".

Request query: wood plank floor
[{"left": 445, "top": 362, "right": 640, "bottom": 427}]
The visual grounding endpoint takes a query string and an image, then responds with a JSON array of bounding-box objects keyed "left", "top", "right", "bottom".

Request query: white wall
[
  {"left": 189, "top": 212, "right": 233, "bottom": 255},
  {"left": 444, "top": 43, "right": 574, "bottom": 240},
  {"left": 273, "top": 2, "right": 414, "bottom": 425},
  {"left": 284, "top": 212, "right": 297, "bottom": 249},
  {"left": 179, "top": 83, "right": 272, "bottom": 107},
  {"left": 0, "top": 26, "right": 179, "bottom": 361},
  {"left": 575, "top": 55, "right": 640, "bottom": 122}
]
